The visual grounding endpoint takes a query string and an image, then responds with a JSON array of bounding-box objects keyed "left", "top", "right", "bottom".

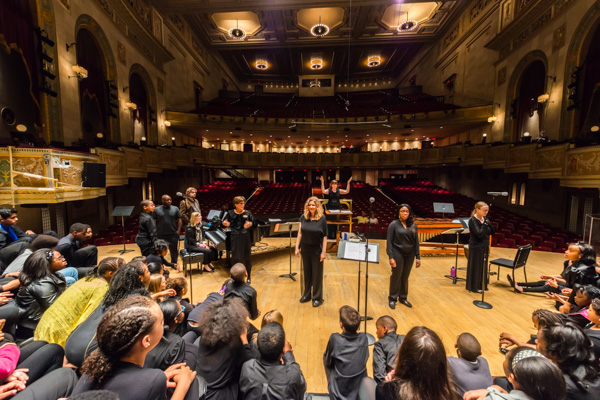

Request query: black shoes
[
  {"left": 388, "top": 301, "right": 396, "bottom": 309},
  {"left": 312, "top": 299, "right": 323, "bottom": 307},
  {"left": 299, "top": 295, "right": 311, "bottom": 303},
  {"left": 399, "top": 299, "right": 413, "bottom": 308}
]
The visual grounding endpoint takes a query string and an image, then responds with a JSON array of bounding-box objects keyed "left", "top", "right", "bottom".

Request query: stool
[{"left": 179, "top": 249, "right": 204, "bottom": 303}]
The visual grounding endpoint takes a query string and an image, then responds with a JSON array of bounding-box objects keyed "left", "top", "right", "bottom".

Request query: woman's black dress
[
  {"left": 466, "top": 216, "right": 494, "bottom": 292},
  {"left": 223, "top": 210, "right": 255, "bottom": 278},
  {"left": 299, "top": 214, "right": 328, "bottom": 301}
]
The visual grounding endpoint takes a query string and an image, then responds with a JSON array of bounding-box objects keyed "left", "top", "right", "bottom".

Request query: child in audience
[
  {"left": 166, "top": 277, "right": 193, "bottom": 336},
  {"left": 147, "top": 239, "right": 178, "bottom": 274},
  {"left": 373, "top": 315, "right": 404, "bottom": 384},
  {"left": 148, "top": 274, "right": 175, "bottom": 302},
  {"left": 323, "top": 305, "right": 369, "bottom": 400},
  {"left": 585, "top": 298, "right": 600, "bottom": 360},
  {"left": 554, "top": 285, "right": 600, "bottom": 328},
  {"left": 463, "top": 347, "right": 566, "bottom": 400},
  {"left": 240, "top": 322, "right": 306, "bottom": 400},
  {"left": 224, "top": 263, "right": 259, "bottom": 320},
  {"left": 499, "top": 309, "right": 562, "bottom": 350},
  {"left": 135, "top": 199, "right": 157, "bottom": 257},
  {"left": 447, "top": 332, "right": 492, "bottom": 397}
]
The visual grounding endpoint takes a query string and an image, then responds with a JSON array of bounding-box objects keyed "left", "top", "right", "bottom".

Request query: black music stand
[
  {"left": 273, "top": 222, "right": 299, "bottom": 281},
  {"left": 338, "top": 240, "right": 378, "bottom": 345},
  {"left": 442, "top": 227, "right": 468, "bottom": 284},
  {"left": 111, "top": 206, "right": 135, "bottom": 255}
]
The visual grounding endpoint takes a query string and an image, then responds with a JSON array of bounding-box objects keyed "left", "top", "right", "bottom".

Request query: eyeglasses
[
  {"left": 53, "top": 255, "right": 66, "bottom": 262},
  {"left": 175, "top": 305, "right": 186, "bottom": 318}
]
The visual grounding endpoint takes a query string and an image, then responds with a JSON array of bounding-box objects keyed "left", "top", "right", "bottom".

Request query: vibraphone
[{"left": 415, "top": 219, "right": 464, "bottom": 255}]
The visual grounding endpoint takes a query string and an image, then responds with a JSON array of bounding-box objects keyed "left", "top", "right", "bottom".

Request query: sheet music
[{"left": 339, "top": 241, "right": 379, "bottom": 263}]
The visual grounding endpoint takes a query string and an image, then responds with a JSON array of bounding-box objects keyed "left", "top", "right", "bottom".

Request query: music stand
[
  {"left": 111, "top": 206, "right": 135, "bottom": 255},
  {"left": 442, "top": 227, "right": 468, "bottom": 284},
  {"left": 338, "top": 240, "right": 378, "bottom": 345},
  {"left": 433, "top": 203, "right": 454, "bottom": 250},
  {"left": 273, "top": 222, "right": 299, "bottom": 281}
]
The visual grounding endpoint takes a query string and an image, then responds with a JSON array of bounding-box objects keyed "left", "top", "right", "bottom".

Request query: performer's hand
[
  {"left": 390, "top": 259, "right": 396, "bottom": 268},
  {"left": 222, "top": 220, "right": 230, "bottom": 227},
  {"left": 243, "top": 221, "right": 252, "bottom": 229},
  {"left": 384, "top": 370, "right": 395, "bottom": 382},
  {"left": 295, "top": 248, "right": 300, "bottom": 257},
  {"left": 320, "top": 252, "right": 326, "bottom": 262},
  {"left": 317, "top": 176, "right": 322, "bottom": 181},
  {"left": 348, "top": 176, "right": 353, "bottom": 183},
  {"left": 415, "top": 260, "right": 421, "bottom": 268}
]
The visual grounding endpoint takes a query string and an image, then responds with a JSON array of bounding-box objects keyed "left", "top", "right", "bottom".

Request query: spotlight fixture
[
  {"left": 310, "top": 59, "right": 323, "bottom": 70},
  {"left": 367, "top": 56, "right": 381, "bottom": 67},
  {"left": 397, "top": 12, "right": 418, "bottom": 32},
  {"left": 311, "top": 17, "right": 330, "bottom": 37},
  {"left": 255, "top": 60, "right": 268, "bottom": 70},
  {"left": 228, "top": 21, "right": 246, "bottom": 40}
]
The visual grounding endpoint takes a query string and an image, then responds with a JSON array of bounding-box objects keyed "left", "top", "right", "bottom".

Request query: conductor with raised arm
[{"left": 319, "top": 175, "right": 352, "bottom": 239}]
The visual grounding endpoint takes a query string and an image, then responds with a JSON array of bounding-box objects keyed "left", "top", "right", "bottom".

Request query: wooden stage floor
[{"left": 99, "top": 239, "right": 564, "bottom": 393}]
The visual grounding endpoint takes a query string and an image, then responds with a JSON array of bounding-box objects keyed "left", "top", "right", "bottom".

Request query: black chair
[{"left": 489, "top": 244, "right": 532, "bottom": 284}]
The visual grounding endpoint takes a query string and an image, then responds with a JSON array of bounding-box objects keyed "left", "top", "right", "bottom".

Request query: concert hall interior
[{"left": 1, "top": 0, "right": 600, "bottom": 398}]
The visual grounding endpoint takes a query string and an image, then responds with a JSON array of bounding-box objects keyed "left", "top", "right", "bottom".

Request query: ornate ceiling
[{"left": 153, "top": 0, "right": 466, "bottom": 82}]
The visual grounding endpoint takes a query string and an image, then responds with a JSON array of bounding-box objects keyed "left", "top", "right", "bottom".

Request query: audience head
[
  {"left": 81, "top": 296, "right": 162, "bottom": 384},
  {"left": 538, "top": 323, "right": 600, "bottom": 390},
  {"left": 339, "top": 305, "right": 361, "bottom": 334},
  {"left": 130, "top": 256, "right": 147, "bottom": 265},
  {"left": 87, "top": 257, "right": 125, "bottom": 282},
  {"left": 0, "top": 208, "right": 18, "bottom": 225},
  {"left": 257, "top": 322, "right": 285, "bottom": 362},
  {"left": 159, "top": 298, "right": 185, "bottom": 330},
  {"left": 148, "top": 274, "right": 166, "bottom": 295},
  {"left": 375, "top": 315, "right": 397, "bottom": 339},
  {"left": 393, "top": 326, "right": 455, "bottom": 400},
  {"left": 190, "top": 211, "right": 201, "bottom": 226},
  {"left": 185, "top": 187, "right": 197, "bottom": 197},
  {"left": 126, "top": 260, "right": 151, "bottom": 287},
  {"left": 69, "top": 223, "right": 90, "bottom": 240},
  {"left": 101, "top": 265, "right": 150, "bottom": 311},
  {"left": 30, "top": 234, "right": 59, "bottom": 251},
  {"left": 303, "top": 196, "right": 324, "bottom": 220},
  {"left": 20, "top": 249, "right": 66, "bottom": 287},
  {"left": 397, "top": 204, "right": 414, "bottom": 226},
  {"left": 261, "top": 309, "right": 284, "bottom": 328},
  {"left": 531, "top": 309, "right": 562, "bottom": 330},
  {"left": 503, "top": 347, "right": 566, "bottom": 400},
  {"left": 455, "top": 333, "right": 481, "bottom": 362},
  {"left": 230, "top": 263, "right": 247, "bottom": 282},
  {"left": 140, "top": 199, "right": 155, "bottom": 213},
  {"left": 165, "top": 277, "right": 187, "bottom": 298},
  {"left": 147, "top": 262, "right": 163, "bottom": 276},
  {"left": 574, "top": 285, "right": 600, "bottom": 307},
  {"left": 197, "top": 298, "right": 249, "bottom": 347},
  {"left": 571, "top": 242, "right": 597, "bottom": 266},
  {"left": 471, "top": 201, "right": 489, "bottom": 217},
  {"left": 152, "top": 240, "right": 169, "bottom": 257},
  {"left": 589, "top": 298, "right": 600, "bottom": 326}
]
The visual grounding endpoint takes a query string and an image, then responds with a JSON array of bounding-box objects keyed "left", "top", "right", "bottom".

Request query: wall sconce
[
  {"left": 487, "top": 116, "right": 497, "bottom": 123},
  {"left": 482, "top": 133, "right": 487, "bottom": 144},
  {"left": 164, "top": 120, "right": 171, "bottom": 127},
  {"left": 69, "top": 64, "right": 88, "bottom": 79},
  {"left": 140, "top": 136, "right": 147, "bottom": 146},
  {"left": 122, "top": 86, "right": 129, "bottom": 93},
  {"left": 65, "top": 42, "right": 77, "bottom": 52},
  {"left": 125, "top": 101, "right": 137, "bottom": 111},
  {"left": 171, "top": 136, "right": 176, "bottom": 146},
  {"left": 537, "top": 93, "right": 550, "bottom": 103}
]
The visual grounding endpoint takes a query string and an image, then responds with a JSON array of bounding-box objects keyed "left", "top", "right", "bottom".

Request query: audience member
[
  {"left": 135, "top": 200, "right": 157, "bottom": 257},
  {"left": 499, "top": 309, "right": 563, "bottom": 350},
  {"left": 56, "top": 223, "right": 98, "bottom": 277},
  {"left": 447, "top": 332, "right": 492, "bottom": 397},
  {"left": 0, "top": 208, "right": 35, "bottom": 269},
  {"left": 154, "top": 194, "right": 182, "bottom": 268},
  {"left": 72, "top": 296, "right": 197, "bottom": 400},
  {"left": 324, "top": 305, "right": 369, "bottom": 400},
  {"left": 585, "top": 298, "right": 600, "bottom": 360},
  {"left": 165, "top": 277, "right": 193, "bottom": 335},
  {"left": 34, "top": 257, "right": 124, "bottom": 346},
  {"left": 375, "top": 326, "right": 455, "bottom": 400},
  {"left": 240, "top": 322, "right": 306, "bottom": 400},
  {"left": 148, "top": 274, "right": 175, "bottom": 302},
  {"left": 147, "top": 240, "right": 177, "bottom": 274},
  {"left": 373, "top": 315, "right": 404, "bottom": 384},
  {"left": 556, "top": 285, "right": 600, "bottom": 328},
  {"left": 224, "top": 263, "right": 259, "bottom": 320}
]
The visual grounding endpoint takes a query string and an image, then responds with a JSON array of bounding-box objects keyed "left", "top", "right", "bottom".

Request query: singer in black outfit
[
  {"left": 223, "top": 196, "right": 255, "bottom": 283},
  {"left": 319, "top": 175, "right": 352, "bottom": 239},
  {"left": 184, "top": 211, "right": 216, "bottom": 273},
  {"left": 466, "top": 201, "right": 495, "bottom": 293},
  {"left": 295, "top": 196, "right": 328, "bottom": 308},
  {"left": 386, "top": 204, "right": 421, "bottom": 309}
]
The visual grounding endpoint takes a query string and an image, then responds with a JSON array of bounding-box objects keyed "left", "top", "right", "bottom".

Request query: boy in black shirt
[
  {"left": 373, "top": 315, "right": 404, "bottom": 383},
  {"left": 224, "top": 263, "right": 259, "bottom": 320},
  {"left": 323, "top": 305, "right": 369, "bottom": 400},
  {"left": 135, "top": 200, "right": 157, "bottom": 256}
]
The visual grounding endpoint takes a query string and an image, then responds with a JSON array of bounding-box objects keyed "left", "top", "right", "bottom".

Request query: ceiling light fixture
[
  {"left": 310, "top": 59, "right": 323, "bottom": 70},
  {"left": 398, "top": 12, "right": 418, "bottom": 32},
  {"left": 367, "top": 56, "right": 381, "bottom": 67},
  {"left": 255, "top": 60, "right": 268, "bottom": 70},
  {"left": 311, "top": 17, "right": 330, "bottom": 37},
  {"left": 228, "top": 20, "right": 246, "bottom": 40}
]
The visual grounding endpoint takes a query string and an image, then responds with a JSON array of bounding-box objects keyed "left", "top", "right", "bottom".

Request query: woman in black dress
[
  {"left": 222, "top": 196, "right": 255, "bottom": 283},
  {"left": 295, "top": 196, "right": 328, "bottom": 308},
  {"left": 319, "top": 175, "right": 352, "bottom": 239},
  {"left": 386, "top": 204, "right": 420, "bottom": 309},
  {"left": 466, "top": 201, "right": 494, "bottom": 293},
  {"left": 184, "top": 212, "right": 216, "bottom": 273}
]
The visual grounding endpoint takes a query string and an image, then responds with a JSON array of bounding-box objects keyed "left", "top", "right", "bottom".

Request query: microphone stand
[
  {"left": 362, "top": 199, "right": 376, "bottom": 345},
  {"left": 473, "top": 196, "right": 496, "bottom": 309}
]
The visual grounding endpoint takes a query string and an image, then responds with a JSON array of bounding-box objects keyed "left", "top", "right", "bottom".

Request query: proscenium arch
[
  {"left": 504, "top": 50, "right": 548, "bottom": 143},
  {"left": 559, "top": 1, "right": 600, "bottom": 141},
  {"left": 74, "top": 14, "right": 120, "bottom": 143},
  {"left": 129, "top": 63, "right": 157, "bottom": 145}
]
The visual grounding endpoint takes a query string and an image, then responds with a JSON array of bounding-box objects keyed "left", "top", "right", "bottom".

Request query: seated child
[
  {"left": 239, "top": 322, "right": 306, "bottom": 400},
  {"left": 323, "top": 305, "right": 369, "bottom": 400},
  {"left": 447, "top": 332, "right": 493, "bottom": 397},
  {"left": 224, "top": 263, "right": 259, "bottom": 320},
  {"left": 372, "top": 315, "right": 404, "bottom": 384}
]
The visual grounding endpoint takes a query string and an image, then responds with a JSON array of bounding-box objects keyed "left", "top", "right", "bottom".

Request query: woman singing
[
  {"left": 295, "top": 196, "right": 328, "bottom": 308},
  {"left": 184, "top": 212, "right": 217, "bottom": 273},
  {"left": 222, "top": 196, "right": 255, "bottom": 283},
  {"left": 466, "top": 201, "right": 495, "bottom": 293},
  {"left": 386, "top": 204, "right": 420, "bottom": 309}
]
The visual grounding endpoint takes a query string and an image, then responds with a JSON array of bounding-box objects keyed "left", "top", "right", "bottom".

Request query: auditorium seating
[{"left": 246, "top": 182, "right": 312, "bottom": 216}]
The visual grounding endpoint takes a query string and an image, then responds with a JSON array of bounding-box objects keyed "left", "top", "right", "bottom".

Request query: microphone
[
  {"left": 487, "top": 191, "right": 508, "bottom": 196},
  {"left": 175, "top": 192, "right": 183, "bottom": 197},
  {"left": 369, "top": 197, "right": 375, "bottom": 203}
]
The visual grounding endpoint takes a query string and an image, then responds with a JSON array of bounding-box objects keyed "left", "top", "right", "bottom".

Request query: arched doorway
[
  {"left": 577, "top": 23, "right": 600, "bottom": 142},
  {"left": 515, "top": 60, "right": 546, "bottom": 141},
  {"left": 128, "top": 64, "right": 157, "bottom": 145}
]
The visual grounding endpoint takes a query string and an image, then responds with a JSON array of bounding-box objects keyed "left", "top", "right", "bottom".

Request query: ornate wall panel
[
  {"left": 142, "top": 147, "right": 161, "bottom": 172},
  {"left": 462, "top": 145, "right": 486, "bottom": 165},
  {"left": 529, "top": 143, "right": 570, "bottom": 179},
  {"left": 121, "top": 147, "right": 147, "bottom": 178},
  {"left": 561, "top": 146, "right": 600, "bottom": 188},
  {"left": 484, "top": 144, "right": 510, "bottom": 169},
  {"left": 93, "top": 147, "right": 127, "bottom": 186},
  {"left": 505, "top": 143, "right": 536, "bottom": 173}
]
